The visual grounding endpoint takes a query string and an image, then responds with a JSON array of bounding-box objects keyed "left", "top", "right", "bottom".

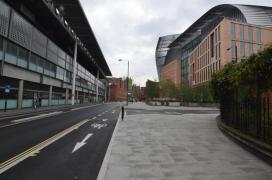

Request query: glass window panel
[
  {"left": 29, "top": 54, "right": 37, "bottom": 71},
  {"left": 44, "top": 61, "right": 50, "bottom": 76},
  {"left": 248, "top": 43, "right": 253, "bottom": 55},
  {"left": 231, "top": 23, "right": 236, "bottom": 40},
  {"left": 248, "top": 26, "right": 253, "bottom": 42},
  {"left": 240, "top": 42, "right": 244, "bottom": 58},
  {"left": 5, "top": 41, "right": 17, "bottom": 65},
  {"left": 17, "top": 47, "right": 28, "bottom": 68},
  {"left": 50, "top": 63, "right": 56, "bottom": 77},
  {"left": 37, "top": 57, "right": 44, "bottom": 73},
  {"left": 240, "top": 24, "right": 244, "bottom": 41},
  {"left": 0, "top": 37, "right": 3, "bottom": 60},
  {"left": 231, "top": 41, "right": 237, "bottom": 60},
  {"left": 256, "top": 28, "right": 261, "bottom": 43}
]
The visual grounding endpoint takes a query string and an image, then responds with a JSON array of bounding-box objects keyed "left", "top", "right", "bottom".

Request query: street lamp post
[{"left": 118, "top": 59, "right": 129, "bottom": 106}]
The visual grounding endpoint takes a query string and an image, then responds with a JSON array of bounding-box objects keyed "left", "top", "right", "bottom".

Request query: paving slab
[{"left": 103, "top": 103, "right": 272, "bottom": 180}]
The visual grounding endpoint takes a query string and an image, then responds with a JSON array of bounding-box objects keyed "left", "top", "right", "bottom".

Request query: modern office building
[
  {"left": 0, "top": 0, "right": 111, "bottom": 110},
  {"left": 157, "top": 4, "right": 272, "bottom": 87},
  {"left": 155, "top": 34, "right": 179, "bottom": 80}
]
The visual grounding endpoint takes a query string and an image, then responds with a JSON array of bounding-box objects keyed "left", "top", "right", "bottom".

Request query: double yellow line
[{"left": 0, "top": 119, "right": 89, "bottom": 173}]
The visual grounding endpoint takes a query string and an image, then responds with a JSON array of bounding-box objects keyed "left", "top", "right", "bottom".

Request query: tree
[{"left": 145, "top": 80, "right": 159, "bottom": 100}]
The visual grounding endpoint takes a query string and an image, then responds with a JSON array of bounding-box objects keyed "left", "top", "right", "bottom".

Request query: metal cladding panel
[
  {"left": 9, "top": 11, "right": 32, "bottom": 49},
  {"left": 31, "top": 27, "right": 47, "bottom": 58},
  {"left": 0, "top": 1, "right": 10, "bottom": 37},
  {"left": 47, "top": 39, "right": 58, "bottom": 64}
]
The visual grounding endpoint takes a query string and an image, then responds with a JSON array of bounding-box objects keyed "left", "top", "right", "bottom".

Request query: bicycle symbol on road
[{"left": 91, "top": 123, "right": 107, "bottom": 130}]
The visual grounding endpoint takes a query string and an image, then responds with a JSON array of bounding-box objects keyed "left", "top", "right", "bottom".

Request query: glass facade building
[{"left": 0, "top": 0, "right": 111, "bottom": 109}]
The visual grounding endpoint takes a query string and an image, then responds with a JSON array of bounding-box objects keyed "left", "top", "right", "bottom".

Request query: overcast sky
[{"left": 81, "top": 0, "right": 272, "bottom": 86}]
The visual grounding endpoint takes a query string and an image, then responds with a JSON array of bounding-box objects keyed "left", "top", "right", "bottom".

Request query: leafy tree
[{"left": 145, "top": 80, "right": 159, "bottom": 100}]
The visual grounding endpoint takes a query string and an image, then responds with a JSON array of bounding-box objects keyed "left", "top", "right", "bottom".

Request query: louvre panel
[
  {"left": 0, "top": 1, "right": 10, "bottom": 37},
  {"left": 31, "top": 27, "right": 47, "bottom": 58},
  {"left": 9, "top": 12, "right": 32, "bottom": 49},
  {"left": 47, "top": 39, "right": 59, "bottom": 63}
]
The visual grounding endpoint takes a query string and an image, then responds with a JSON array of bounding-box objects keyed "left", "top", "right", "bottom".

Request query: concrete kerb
[
  {"left": 97, "top": 108, "right": 122, "bottom": 180},
  {"left": 216, "top": 116, "right": 272, "bottom": 165}
]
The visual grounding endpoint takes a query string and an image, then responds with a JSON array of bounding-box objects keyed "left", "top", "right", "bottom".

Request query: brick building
[
  {"left": 156, "top": 4, "right": 272, "bottom": 88},
  {"left": 109, "top": 78, "right": 126, "bottom": 102}
]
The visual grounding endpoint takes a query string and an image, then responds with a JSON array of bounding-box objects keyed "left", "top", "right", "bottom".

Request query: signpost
[{"left": 4, "top": 85, "right": 11, "bottom": 112}]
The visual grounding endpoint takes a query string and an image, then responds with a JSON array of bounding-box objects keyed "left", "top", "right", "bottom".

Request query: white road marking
[
  {"left": 11, "top": 111, "right": 62, "bottom": 123},
  {"left": 71, "top": 104, "right": 99, "bottom": 111},
  {"left": 112, "top": 110, "right": 115, "bottom": 114},
  {"left": 102, "top": 119, "right": 108, "bottom": 122},
  {"left": 0, "top": 119, "right": 89, "bottom": 174},
  {"left": 72, "top": 133, "right": 93, "bottom": 153},
  {"left": 91, "top": 123, "right": 107, "bottom": 130},
  {"left": 98, "top": 114, "right": 102, "bottom": 117},
  {"left": 92, "top": 117, "right": 97, "bottom": 120}
]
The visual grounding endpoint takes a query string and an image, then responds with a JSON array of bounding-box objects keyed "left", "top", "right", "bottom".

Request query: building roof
[
  {"left": 51, "top": 0, "right": 112, "bottom": 77},
  {"left": 5, "top": 0, "right": 111, "bottom": 78},
  {"left": 170, "top": 4, "right": 272, "bottom": 48}
]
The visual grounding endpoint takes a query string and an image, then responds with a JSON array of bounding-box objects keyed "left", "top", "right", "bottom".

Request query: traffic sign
[{"left": 4, "top": 85, "right": 11, "bottom": 93}]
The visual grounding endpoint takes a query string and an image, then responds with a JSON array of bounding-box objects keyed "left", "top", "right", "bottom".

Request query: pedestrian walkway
[{"left": 103, "top": 102, "right": 272, "bottom": 180}]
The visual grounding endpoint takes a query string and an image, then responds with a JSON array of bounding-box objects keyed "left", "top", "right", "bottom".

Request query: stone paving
[{"left": 104, "top": 103, "right": 272, "bottom": 180}]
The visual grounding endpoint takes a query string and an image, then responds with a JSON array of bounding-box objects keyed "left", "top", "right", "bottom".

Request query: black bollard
[{"left": 121, "top": 106, "right": 124, "bottom": 120}]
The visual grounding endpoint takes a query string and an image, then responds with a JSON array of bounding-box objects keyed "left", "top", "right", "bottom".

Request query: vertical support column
[
  {"left": 65, "top": 88, "right": 69, "bottom": 105},
  {"left": 96, "top": 71, "right": 99, "bottom": 103},
  {"left": 71, "top": 42, "right": 78, "bottom": 105},
  {"left": 17, "top": 79, "right": 24, "bottom": 109},
  {"left": 49, "top": 85, "right": 52, "bottom": 106}
]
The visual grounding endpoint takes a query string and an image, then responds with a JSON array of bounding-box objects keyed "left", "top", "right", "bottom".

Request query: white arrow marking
[
  {"left": 102, "top": 119, "right": 108, "bottom": 122},
  {"left": 72, "top": 133, "right": 93, "bottom": 153}
]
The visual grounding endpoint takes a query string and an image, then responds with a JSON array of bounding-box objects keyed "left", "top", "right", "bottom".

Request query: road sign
[{"left": 4, "top": 85, "right": 11, "bottom": 93}]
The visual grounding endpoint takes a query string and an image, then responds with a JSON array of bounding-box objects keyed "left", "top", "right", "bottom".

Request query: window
[
  {"left": 56, "top": 66, "right": 64, "bottom": 80},
  {"left": 36, "top": 56, "right": 44, "bottom": 73},
  {"left": 218, "top": 43, "right": 221, "bottom": 58},
  {"left": 218, "top": 26, "right": 220, "bottom": 41},
  {"left": 5, "top": 41, "right": 17, "bottom": 65},
  {"left": 256, "top": 28, "right": 261, "bottom": 43},
  {"left": 210, "top": 33, "right": 214, "bottom": 57},
  {"left": 231, "top": 41, "right": 237, "bottom": 61},
  {"left": 240, "top": 24, "right": 244, "bottom": 41},
  {"left": 215, "top": 29, "right": 217, "bottom": 43},
  {"left": 248, "top": 43, "right": 253, "bottom": 55},
  {"left": 231, "top": 23, "right": 236, "bottom": 40},
  {"left": 240, "top": 42, "right": 245, "bottom": 58},
  {"left": 0, "top": 37, "right": 3, "bottom": 60},
  {"left": 50, "top": 63, "right": 56, "bottom": 77},
  {"left": 248, "top": 26, "right": 253, "bottom": 42},
  {"left": 44, "top": 61, "right": 51, "bottom": 76},
  {"left": 29, "top": 54, "right": 37, "bottom": 71},
  {"left": 17, "top": 47, "right": 28, "bottom": 68},
  {"left": 256, "top": 44, "right": 261, "bottom": 52}
]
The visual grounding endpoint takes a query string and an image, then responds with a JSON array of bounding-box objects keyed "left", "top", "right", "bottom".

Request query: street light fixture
[{"left": 118, "top": 59, "right": 130, "bottom": 106}]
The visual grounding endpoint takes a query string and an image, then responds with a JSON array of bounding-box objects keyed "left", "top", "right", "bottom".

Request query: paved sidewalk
[{"left": 103, "top": 103, "right": 272, "bottom": 180}]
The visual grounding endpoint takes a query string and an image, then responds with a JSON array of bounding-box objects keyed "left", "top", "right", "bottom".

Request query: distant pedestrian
[{"left": 121, "top": 106, "right": 124, "bottom": 120}]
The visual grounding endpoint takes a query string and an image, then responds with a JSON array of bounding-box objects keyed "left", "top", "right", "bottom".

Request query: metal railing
[{"left": 221, "top": 97, "right": 272, "bottom": 143}]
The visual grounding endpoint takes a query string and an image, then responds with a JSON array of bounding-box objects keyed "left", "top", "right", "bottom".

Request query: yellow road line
[{"left": 0, "top": 119, "right": 89, "bottom": 172}]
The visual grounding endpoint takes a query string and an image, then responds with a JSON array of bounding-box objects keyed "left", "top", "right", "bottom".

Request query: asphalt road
[{"left": 0, "top": 103, "right": 122, "bottom": 180}]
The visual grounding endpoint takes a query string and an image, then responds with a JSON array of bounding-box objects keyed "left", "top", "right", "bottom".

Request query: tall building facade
[
  {"left": 155, "top": 34, "right": 180, "bottom": 80},
  {"left": 156, "top": 4, "right": 272, "bottom": 87},
  {"left": 109, "top": 78, "right": 126, "bottom": 102},
  {"left": 0, "top": 0, "right": 111, "bottom": 110}
]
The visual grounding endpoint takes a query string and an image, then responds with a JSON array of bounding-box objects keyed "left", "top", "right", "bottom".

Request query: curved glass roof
[{"left": 170, "top": 4, "right": 272, "bottom": 48}]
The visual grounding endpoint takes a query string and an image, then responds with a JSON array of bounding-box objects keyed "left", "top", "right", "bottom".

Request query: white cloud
[{"left": 81, "top": 0, "right": 272, "bottom": 86}]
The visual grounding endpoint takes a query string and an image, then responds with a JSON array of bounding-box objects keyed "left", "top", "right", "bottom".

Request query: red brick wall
[
  {"left": 109, "top": 78, "right": 126, "bottom": 101},
  {"left": 160, "top": 59, "right": 181, "bottom": 86}
]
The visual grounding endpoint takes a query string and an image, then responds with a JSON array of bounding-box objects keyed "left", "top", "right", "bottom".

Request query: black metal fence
[{"left": 221, "top": 97, "right": 272, "bottom": 143}]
